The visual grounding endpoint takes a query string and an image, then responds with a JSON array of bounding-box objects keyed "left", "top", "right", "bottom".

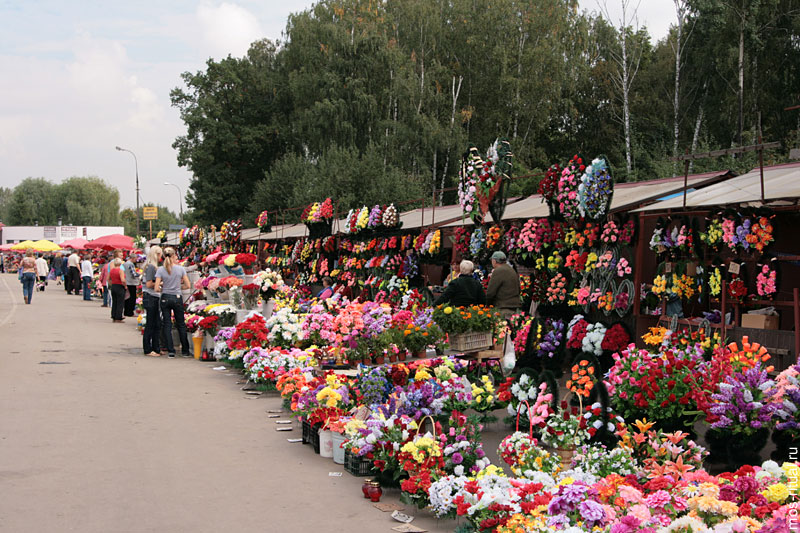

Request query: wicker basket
[
  {"left": 449, "top": 331, "right": 493, "bottom": 352},
  {"left": 344, "top": 449, "right": 374, "bottom": 476}
]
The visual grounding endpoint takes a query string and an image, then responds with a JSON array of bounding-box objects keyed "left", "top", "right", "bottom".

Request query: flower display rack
[
  {"left": 344, "top": 450, "right": 374, "bottom": 477},
  {"left": 449, "top": 331, "right": 493, "bottom": 352}
]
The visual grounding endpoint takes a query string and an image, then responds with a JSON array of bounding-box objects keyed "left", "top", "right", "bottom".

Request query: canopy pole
[
  {"left": 683, "top": 148, "right": 690, "bottom": 208},
  {"left": 758, "top": 135, "right": 766, "bottom": 202}
]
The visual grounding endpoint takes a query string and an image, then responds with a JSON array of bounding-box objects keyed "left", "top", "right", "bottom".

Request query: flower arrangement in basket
[
  {"left": 499, "top": 428, "right": 561, "bottom": 477},
  {"left": 302, "top": 198, "right": 334, "bottom": 237},
  {"left": 605, "top": 342, "right": 705, "bottom": 428}
]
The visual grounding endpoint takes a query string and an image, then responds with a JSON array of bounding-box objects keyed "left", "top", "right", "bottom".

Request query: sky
[{"left": 0, "top": 0, "right": 677, "bottom": 218}]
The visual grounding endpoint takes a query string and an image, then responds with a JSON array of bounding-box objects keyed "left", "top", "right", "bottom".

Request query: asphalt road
[{"left": 0, "top": 274, "right": 457, "bottom": 533}]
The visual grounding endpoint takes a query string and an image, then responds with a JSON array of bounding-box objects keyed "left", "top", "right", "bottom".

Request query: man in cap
[{"left": 486, "top": 251, "right": 521, "bottom": 320}]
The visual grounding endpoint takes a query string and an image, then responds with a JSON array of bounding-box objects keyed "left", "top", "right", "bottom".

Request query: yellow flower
[
  {"left": 224, "top": 254, "right": 236, "bottom": 267},
  {"left": 415, "top": 368, "right": 432, "bottom": 381},
  {"left": 475, "top": 465, "right": 505, "bottom": 479},
  {"left": 443, "top": 306, "right": 453, "bottom": 315},
  {"left": 763, "top": 483, "right": 790, "bottom": 503}
]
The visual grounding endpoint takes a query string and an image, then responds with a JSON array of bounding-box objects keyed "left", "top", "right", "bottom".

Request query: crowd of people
[{"left": 5, "top": 245, "right": 193, "bottom": 359}]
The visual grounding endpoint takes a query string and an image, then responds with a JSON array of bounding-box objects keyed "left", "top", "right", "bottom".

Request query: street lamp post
[
  {"left": 115, "top": 146, "right": 140, "bottom": 236},
  {"left": 164, "top": 182, "right": 183, "bottom": 222}
]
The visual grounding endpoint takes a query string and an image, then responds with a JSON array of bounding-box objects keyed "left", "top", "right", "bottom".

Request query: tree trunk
[
  {"left": 738, "top": 21, "right": 744, "bottom": 147},
  {"left": 439, "top": 75, "right": 463, "bottom": 205},
  {"left": 513, "top": 25, "right": 527, "bottom": 140},
  {"left": 672, "top": 0, "right": 685, "bottom": 177},
  {"left": 622, "top": 22, "right": 632, "bottom": 175},
  {"left": 688, "top": 84, "right": 707, "bottom": 173}
]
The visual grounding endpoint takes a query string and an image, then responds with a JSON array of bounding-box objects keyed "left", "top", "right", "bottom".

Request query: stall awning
[{"left": 633, "top": 162, "right": 800, "bottom": 212}]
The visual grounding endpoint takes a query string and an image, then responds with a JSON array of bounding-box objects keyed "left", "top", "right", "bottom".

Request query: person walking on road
[
  {"left": 142, "top": 246, "right": 163, "bottom": 357},
  {"left": 98, "top": 258, "right": 110, "bottom": 307},
  {"left": 109, "top": 258, "right": 126, "bottom": 322},
  {"left": 19, "top": 250, "right": 37, "bottom": 304},
  {"left": 154, "top": 247, "right": 191, "bottom": 358},
  {"left": 80, "top": 254, "right": 94, "bottom": 301},
  {"left": 35, "top": 253, "right": 49, "bottom": 291},
  {"left": 486, "top": 251, "right": 521, "bottom": 320},
  {"left": 61, "top": 254, "right": 69, "bottom": 290},
  {"left": 122, "top": 252, "right": 140, "bottom": 318},
  {"left": 53, "top": 252, "right": 63, "bottom": 285},
  {"left": 67, "top": 251, "right": 81, "bottom": 295}
]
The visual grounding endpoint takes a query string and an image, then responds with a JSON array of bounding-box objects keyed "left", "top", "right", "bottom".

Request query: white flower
[{"left": 454, "top": 465, "right": 464, "bottom": 476}]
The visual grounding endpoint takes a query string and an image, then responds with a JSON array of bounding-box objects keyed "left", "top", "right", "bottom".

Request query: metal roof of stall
[{"left": 632, "top": 163, "right": 800, "bottom": 212}]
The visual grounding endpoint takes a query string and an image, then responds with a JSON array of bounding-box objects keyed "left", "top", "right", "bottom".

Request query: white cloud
[{"left": 196, "top": 2, "right": 264, "bottom": 58}]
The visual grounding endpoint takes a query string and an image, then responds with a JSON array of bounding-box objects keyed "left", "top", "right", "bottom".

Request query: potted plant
[{"left": 705, "top": 362, "right": 779, "bottom": 468}]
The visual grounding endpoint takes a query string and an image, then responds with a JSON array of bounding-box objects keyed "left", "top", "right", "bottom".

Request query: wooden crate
[{"left": 449, "top": 331, "right": 493, "bottom": 352}]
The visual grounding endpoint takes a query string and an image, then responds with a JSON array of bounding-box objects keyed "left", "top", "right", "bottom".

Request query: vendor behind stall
[
  {"left": 486, "top": 251, "right": 521, "bottom": 319},
  {"left": 433, "top": 260, "right": 485, "bottom": 307}
]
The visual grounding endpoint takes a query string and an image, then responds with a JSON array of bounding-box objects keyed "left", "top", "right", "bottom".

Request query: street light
[
  {"left": 164, "top": 181, "right": 183, "bottom": 222},
  {"left": 115, "top": 146, "right": 140, "bottom": 236}
]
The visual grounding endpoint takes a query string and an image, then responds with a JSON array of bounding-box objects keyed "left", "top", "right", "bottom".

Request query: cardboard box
[{"left": 741, "top": 313, "right": 779, "bottom": 330}]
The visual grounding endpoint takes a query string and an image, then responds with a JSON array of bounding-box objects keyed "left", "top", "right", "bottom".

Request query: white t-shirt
[
  {"left": 68, "top": 253, "right": 80, "bottom": 268},
  {"left": 80, "top": 259, "right": 93, "bottom": 278},
  {"left": 35, "top": 257, "right": 49, "bottom": 276}
]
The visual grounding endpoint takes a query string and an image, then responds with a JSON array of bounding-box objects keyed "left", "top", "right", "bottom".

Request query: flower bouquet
[
  {"left": 579, "top": 156, "right": 613, "bottom": 219},
  {"left": 255, "top": 210, "right": 271, "bottom": 233},
  {"left": 606, "top": 343, "right": 705, "bottom": 430},
  {"left": 706, "top": 363, "right": 779, "bottom": 466},
  {"left": 254, "top": 269, "right": 284, "bottom": 300}
]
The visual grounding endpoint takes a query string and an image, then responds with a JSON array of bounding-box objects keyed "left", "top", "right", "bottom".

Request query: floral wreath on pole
[{"left": 458, "top": 138, "right": 513, "bottom": 225}]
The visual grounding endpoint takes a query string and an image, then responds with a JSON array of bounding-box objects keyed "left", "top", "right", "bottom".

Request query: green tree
[
  {"left": 171, "top": 39, "right": 291, "bottom": 225},
  {"left": 0, "top": 186, "right": 12, "bottom": 223},
  {"left": 6, "top": 178, "right": 59, "bottom": 225},
  {"left": 55, "top": 176, "right": 120, "bottom": 226},
  {"left": 120, "top": 204, "right": 180, "bottom": 237}
]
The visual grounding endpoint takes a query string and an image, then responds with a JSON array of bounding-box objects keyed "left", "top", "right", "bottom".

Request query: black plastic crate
[
  {"left": 344, "top": 449, "right": 374, "bottom": 476},
  {"left": 301, "top": 419, "right": 312, "bottom": 445},
  {"left": 311, "top": 426, "right": 321, "bottom": 454}
]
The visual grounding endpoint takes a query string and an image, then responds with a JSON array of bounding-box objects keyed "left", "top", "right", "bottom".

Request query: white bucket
[
  {"left": 332, "top": 432, "right": 346, "bottom": 464},
  {"left": 319, "top": 429, "right": 334, "bottom": 458}
]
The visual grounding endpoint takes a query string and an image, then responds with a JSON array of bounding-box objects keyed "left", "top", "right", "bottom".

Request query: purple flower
[
  {"left": 578, "top": 500, "right": 605, "bottom": 524},
  {"left": 545, "top": 514, "right": 570, "bottom": 528},
  {"left": 451, "top": 452, "right": 464, "bottom": 465}
]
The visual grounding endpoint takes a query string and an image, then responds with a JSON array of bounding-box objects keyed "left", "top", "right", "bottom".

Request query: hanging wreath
[
  {"left": 255, "top": 211, "right": 271, "bottom": 233},
  {"left": 755, "top": 257, "right": 778, "bottom": 299},
  {"left": 458, "top": 138, "right": 513, "bottom": 224},
  {"left": 579, "top": 156, "right": 614, "bottom": 219}
]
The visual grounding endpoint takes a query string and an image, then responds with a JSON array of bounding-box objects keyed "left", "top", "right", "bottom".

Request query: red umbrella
[
  {"left": 0, "top": 243, "right": 14, "bottom": 251},
  {"left": 59, "top": 238, "right": 91, "bottom": 250},
  {"left": 86, "top": 234, "right": 135, "bottom": 251}
]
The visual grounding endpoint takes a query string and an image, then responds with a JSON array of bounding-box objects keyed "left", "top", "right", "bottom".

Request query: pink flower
[
  {"left": 618, "top": 485, "right": 643, "bottom": 504},
  {"left": 628, "top": 504, "right": 651, "bottom": 522},
  {"left": 644, "top": 490, "right": 670, "bottom": 510}
]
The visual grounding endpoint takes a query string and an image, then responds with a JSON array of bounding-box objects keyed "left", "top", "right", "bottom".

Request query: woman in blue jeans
[
  {"left": 141, "top": 246, "right": 163, "bottom": 356},
  {"left": 19, "top": 250, "right": 37, "bottom": 304},
  {"left": 154, "top": 247, "right": 191, "bottom": 358}
]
